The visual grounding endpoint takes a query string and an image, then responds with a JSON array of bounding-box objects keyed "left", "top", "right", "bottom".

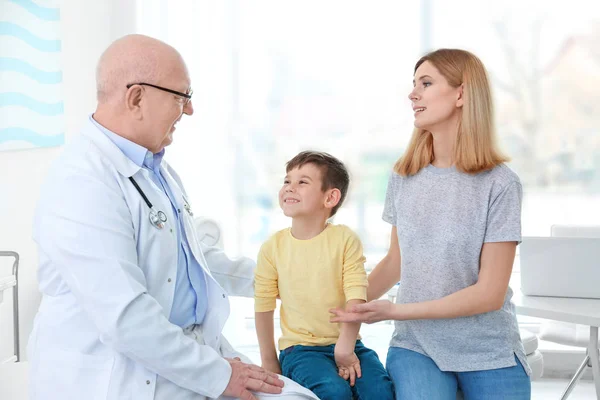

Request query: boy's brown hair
[{"left": 285, "top": 151, "right": 350, "bottom": 217}]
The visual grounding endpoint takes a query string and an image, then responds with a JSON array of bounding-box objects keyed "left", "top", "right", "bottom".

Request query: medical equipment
[
  {"left": 0, "top": 251, "right": 20, "bottom": 364},
  {"left": 538, "top": 225, "right": 600, "bottom": 399},
  {"left": 520, "top": 236, "right": 600, "bottom": 299},
  {"left": 183, "top": 198, "right": 194, "bottom": 216},
  {"left": 194, "top": 217, "right": 223, "bottom": 249},
  {"left": 128, "top": 177, "right": 167, "bottom": 229}
]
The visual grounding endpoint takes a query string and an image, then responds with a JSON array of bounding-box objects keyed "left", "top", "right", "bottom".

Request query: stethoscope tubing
[
  {"left": 128, "top": 176, "right": 153, "bottom": 209},
  {"left": 129, "top": 176, "right": 168, "bottom": 229}
]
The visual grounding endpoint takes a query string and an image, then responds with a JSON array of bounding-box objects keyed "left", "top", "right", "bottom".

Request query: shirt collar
[
  {"left": 89, "top": 114, "right": 150, "bottom": 168},
  {"left": 143, "top": 150, "right": 165, "bottom": 173}
]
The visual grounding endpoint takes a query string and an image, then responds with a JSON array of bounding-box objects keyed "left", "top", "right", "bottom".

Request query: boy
[{"left": 254, "top": 151, "right": 394, "bottom": 400}]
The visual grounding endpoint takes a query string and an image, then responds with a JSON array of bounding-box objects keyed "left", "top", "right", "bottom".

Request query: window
[{"left": 138, "top": 0, "right": 600, "bottom": 345}]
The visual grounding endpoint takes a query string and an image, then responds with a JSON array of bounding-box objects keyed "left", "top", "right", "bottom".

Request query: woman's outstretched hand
[{"left": 329, "top": 300, "right": 396, "bottom": 324}]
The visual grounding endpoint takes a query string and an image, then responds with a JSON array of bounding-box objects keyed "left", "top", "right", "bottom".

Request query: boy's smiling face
[{"left": 279, "top": 163, "right": 329, "bottom": 219}]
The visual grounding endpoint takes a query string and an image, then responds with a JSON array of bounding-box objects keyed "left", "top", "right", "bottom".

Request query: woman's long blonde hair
[{"left": 394, "top": 49, "right": 509, "bottom": 176}]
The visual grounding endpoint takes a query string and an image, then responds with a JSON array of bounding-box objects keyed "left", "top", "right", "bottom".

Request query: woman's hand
[{"left": 329, "top": 300, "right": 397, "bottom": 324}]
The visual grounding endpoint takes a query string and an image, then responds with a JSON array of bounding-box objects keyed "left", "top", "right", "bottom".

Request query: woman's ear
[{"left": 456, "top": 84, "right": 464, "bottom": 108}]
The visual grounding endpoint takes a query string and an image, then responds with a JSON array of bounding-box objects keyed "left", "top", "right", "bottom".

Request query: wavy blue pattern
[
  {"left": 0, "top": 22, "right": 61, "bottom": 52},
  {"left": 8, "top": 0, "right": 60, "bottom": 22},
  {"left": 0, "top": 57, "right": 62, "bottom": 84},
  {"left": 0, "top": 93, "right": 63, "bottom": 115},
  {"left": 1, "top": 1, "right": 63, "bottom": 150},
  {"left": 0, "top": 127, "right": 64, "bottom": 146}
]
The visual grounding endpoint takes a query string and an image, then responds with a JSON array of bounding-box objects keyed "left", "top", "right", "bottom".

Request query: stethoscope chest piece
[{"left": 149, "top": 208, "right": 168, "bottom": 229}]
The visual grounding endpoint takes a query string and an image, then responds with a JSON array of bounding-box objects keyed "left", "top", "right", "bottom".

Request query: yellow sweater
[{"left": 254, "top": 224, "right": 367, "bottom": 350}]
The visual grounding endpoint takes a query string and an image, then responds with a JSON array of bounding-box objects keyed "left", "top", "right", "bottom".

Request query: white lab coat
[{"left": 29, "top": 119, "right": 316, "bottom": 400}]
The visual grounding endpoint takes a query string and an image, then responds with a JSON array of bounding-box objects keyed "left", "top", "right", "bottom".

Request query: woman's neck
[{"left": 430, "top": 120, "right": 459, "bottom": 168}]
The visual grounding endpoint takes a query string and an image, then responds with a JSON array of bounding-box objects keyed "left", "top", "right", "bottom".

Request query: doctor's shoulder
[{"left": 43, "top": 136, "right": 117, "bottom": 189}]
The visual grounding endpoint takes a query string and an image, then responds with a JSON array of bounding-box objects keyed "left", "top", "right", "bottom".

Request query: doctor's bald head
[
  {"left": 96, "top": 34, "right": 185, "bottom": 104},
  {"left": 94, "top": 34, "right": 194, "bottom": 154}
]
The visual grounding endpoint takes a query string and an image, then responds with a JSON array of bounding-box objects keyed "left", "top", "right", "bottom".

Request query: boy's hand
[
  {"left": 334, "top": 347, "right": 362, "bottom": 386},
  {"left": 261, "top": 358, "right": 282, "bottom": 375}
]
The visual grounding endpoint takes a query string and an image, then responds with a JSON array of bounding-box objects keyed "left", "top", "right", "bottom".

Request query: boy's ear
[{"left": 324, "top": 188, "right": 341, "bottom": 211}]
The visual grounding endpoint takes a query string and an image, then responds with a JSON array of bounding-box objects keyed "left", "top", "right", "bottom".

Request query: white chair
[
  {"left": 523, "top": 329, "right": 544, "bottom": 380},
  {"left": 194, "top": 217, "right": 224, "bottom": 249},
  {"left": 455, "top": 329, "right": 543, "bottom": 399},
  {"left": 538, "top": 224, "right": 600, "bottom": 399}
]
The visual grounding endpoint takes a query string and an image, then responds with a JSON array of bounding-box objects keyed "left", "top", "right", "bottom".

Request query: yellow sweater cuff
[
  {"left": 254, "top": 297, "right": 277, "bottom": 312},
  {"left": 344, "top": 287, "right": 367, "bottom": 302}
]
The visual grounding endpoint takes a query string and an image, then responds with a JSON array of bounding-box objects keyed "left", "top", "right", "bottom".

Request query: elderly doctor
[{"left": 29, "top": 34, "right": 317, "bottom": 400}]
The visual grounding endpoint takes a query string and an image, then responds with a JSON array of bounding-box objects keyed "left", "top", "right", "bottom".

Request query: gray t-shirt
[{"left": 383, "top": 163, "right": 531, "bottom": 374}]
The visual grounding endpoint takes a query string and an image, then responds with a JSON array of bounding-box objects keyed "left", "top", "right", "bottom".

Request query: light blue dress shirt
[{"left": 90, "top": 115, "right": 207, "bottom": 327}]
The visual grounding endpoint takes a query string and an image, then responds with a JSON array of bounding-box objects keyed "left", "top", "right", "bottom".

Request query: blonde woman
[{"left": 330, "top": 49, "right": 531, "bottom": 399}]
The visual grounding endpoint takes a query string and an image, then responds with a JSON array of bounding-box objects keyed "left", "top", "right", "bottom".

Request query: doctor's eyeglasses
[{"left": 126, "top": 82, "right": 193, "bottom": 105}]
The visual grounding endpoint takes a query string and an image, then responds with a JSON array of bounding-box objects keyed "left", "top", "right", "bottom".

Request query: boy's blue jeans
[
  {"left": 386, "top": 347, "right": 531, "bottom": 400},
  {"left": 279, "top": 340, "right": 394, "bottom": 400}
]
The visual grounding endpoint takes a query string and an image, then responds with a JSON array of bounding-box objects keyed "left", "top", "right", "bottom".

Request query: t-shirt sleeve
[
  {"left": 342, "top": 228, "right": 368, "bottom": 302},
  {"left": 382, "top": 172, "right": 398, "bottom": 225},
  {"left": 254, "top": 240, "right": 279, "bottom": 312},
  {"left": 484, "top": 181, "right": 523, "bottom": 244}
]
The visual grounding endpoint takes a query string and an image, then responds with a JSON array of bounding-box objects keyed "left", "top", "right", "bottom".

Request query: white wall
[{"left": 0, "top": 0, "right": 136, "bottom": 362}]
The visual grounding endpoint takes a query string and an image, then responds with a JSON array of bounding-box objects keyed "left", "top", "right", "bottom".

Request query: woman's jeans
[
  {"left": 279, "top": 340, "right": 394, "bottom": 400},
  {"left": 386, "top": 347, "right": 531, "bottom": 400}
]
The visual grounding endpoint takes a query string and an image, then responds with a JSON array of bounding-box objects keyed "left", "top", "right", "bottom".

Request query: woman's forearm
[
  {"left": 391, "top": 242, "right": 515, "bottom": 321},
  {"left": 392, "top": 282, "right": 504, "bottom": 320}
]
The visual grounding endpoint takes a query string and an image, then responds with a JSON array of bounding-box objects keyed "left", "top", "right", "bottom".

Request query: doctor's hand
[
  {"left": 329, "top": 300, "right": 396, "bottom": 324},
  {"left": 222, "top": 358, "right": 284, "bottom": 400}
]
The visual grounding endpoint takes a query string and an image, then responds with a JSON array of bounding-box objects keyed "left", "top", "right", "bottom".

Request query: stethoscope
[
  {"left": 129, "top": 177, "right": 194, "bottom": 229},
  {"left": 129, "top": 177, "right": 168, "bottom": 229}
]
